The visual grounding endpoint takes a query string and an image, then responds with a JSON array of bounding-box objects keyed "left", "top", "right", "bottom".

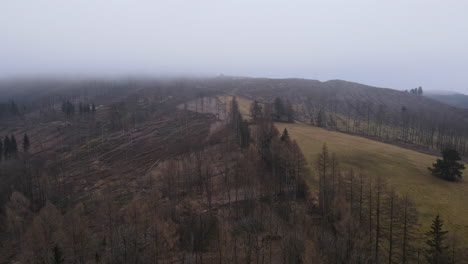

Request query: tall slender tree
[
  {"left": 23, "top": 133, "right": 30, "bottom": 152},
  {"left": 425, "top": 214, "right": 448, "bottom": 264}
]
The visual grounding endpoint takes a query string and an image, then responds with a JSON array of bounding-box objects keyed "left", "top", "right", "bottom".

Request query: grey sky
[{"left": 1, "top": 0, "right": 468, "bottom": 93}]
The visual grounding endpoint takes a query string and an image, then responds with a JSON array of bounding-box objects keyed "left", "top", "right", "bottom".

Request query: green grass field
[
  {"left": 275, "top": 122, "right": 468, "bottom": 244},
  {"left": 220, "top": 94, "right": 468, "bottom": 244}
]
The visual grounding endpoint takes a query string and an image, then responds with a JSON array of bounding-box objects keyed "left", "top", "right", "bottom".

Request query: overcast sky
[{"left": 1, "top": 0, "right": 468, "bottom": 93}]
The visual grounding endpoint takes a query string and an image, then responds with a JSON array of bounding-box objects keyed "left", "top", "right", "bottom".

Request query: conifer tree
[
  {"left": 52, "top": 244, "right": 65, "bottom": 264},
  {"left": 425, "top": 214, "right": 448, "bottom": 264},
  {"left": 250, "top": 100, "right": 262, "bottom": 122},
  {"left": 4, "top": 136, "right": 11, "bottom": 159},
  {"left": 273, "top": 97, "right": 284, "bottom": 120},
  {"left": 23, "top": 133, "right": 30, "bottom": 152},
  {"left": 280, "top": 128, "right": 290, "bottom": 142},
  {"left": 428, "top": 148, "right": 465, "bottom": 181},
  {"left": 11, "top": 134, "right": 18, "bottom": 156}
]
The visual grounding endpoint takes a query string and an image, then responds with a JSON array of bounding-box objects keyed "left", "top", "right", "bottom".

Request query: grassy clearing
[{"left": 275, "top": 122, "right": 468, "bottom": 244}]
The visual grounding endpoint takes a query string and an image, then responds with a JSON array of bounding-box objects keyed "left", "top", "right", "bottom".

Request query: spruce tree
[
  {"left": 425, "top": 214, "right": 448, "bottom": 264},
  {"left": 23, "top": 133, "right": 30, "bottom": 152},
  {"left": 280, "top": 128, "right": 290, "bottom": 142},
  {"left": 250, "top": 100, "right": 262, "bottom": 122},
  {"left": 11, "top": 134, "right": 17, "bottom": 156},
  {"left": 428, "top": 149, "right": 465, "bottom": 181},
  {"left": 273, "top": 97, "right": 284, "bottom": 120},
  {"left": 3, "top": 136, "right": 10, "bottom": 159}
]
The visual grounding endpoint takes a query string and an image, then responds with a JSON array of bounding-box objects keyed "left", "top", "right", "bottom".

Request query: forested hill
[
  {"left": 214, "top": 76, "right": 468, "bottom": 119},
  {"left": 210, "top": 76, "right": 468, "bottom": 156}
]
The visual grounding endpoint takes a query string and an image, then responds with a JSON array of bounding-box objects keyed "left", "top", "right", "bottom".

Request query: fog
[{"left": 1, "top": 0, "right": 468, "bottom": 93}]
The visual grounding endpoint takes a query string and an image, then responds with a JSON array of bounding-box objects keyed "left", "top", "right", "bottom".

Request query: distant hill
[
  {"left": 425, "top": 92, "right": 468, "bottom": 109},
  {"left": 212, "top": 77, "right": 468, "bottom": 157},
  {"left": 213, "top": 76, "right": 468, "bottom": 121}
]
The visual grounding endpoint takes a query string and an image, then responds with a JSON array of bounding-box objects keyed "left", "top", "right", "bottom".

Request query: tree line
[
  {"left": 298, "top": 95, "right": 468, "bottom": 156},
  {"left": 0, "top": 133, "right": 30, "bottom": 161},
  {"left": 313, "top": 143, "right": 466, "bottom": 263},
  {"left": 61, "top": 100, "right": 96, "bottom": 116}
]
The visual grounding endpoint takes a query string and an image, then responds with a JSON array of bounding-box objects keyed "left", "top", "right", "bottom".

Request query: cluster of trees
[
  {"left": 229, "top": 97, "right": 250, "bottom": 148},
  {"left": 2, "top": 91, "right": 467, "bottom": 263},
  {"left": 0, "top": 133, "right": 31, "bottom": 161},
  {"left": 428, "top": 148, "right": 465, "bottom": 181},
  {"left": 314, "top": 143, "right": 465, "bottom": 263},
  {"left": 300, "top": 97, "right": 468, "bottom": 156},
  {"left": 273, "top": 97, "right": 294, "bottom": 122},
  {"left": 0, "top": 96, "right": 313, "bottom": 263},
  {"left": 406, "top": 86, "right": 424, "bottom": 96},
  {"left": 78, "top": 102, "right": 96, "bottom": 114},
  {"left": 61, "top": 100, "right": 96, "bottom": 116},
  {"left": 0, "top": 100, "right": 21, "bottom": 119},
  {"left": 249, "top": 98, "right": 294, "bottom": 123}
]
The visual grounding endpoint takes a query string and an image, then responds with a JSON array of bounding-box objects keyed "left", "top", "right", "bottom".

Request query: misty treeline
[{"left": 297, "top": 97, "right": 468, "bottom": 156}]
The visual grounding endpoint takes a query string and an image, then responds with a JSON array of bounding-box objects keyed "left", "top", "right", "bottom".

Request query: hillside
[
  {"left": 226, "top": 94, "right": 468, "bottom": 246},
  {"left": 211, "top": 77, "right": 468, "bottom": 158},
  {"left": 214, "top": 77, "right": 468, "bottom": 119},
  {"left": 425, "top": 92, "right": 468, "bottom": 109},
  {"left": 1, "top": 79, "right": 468, "bottom": 262},
  {"left": 275, "top": 123, "right": 468, "bottom": 245}
]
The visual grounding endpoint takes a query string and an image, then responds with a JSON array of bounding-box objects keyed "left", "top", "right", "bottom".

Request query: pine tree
[
  {"left": 11, "top": 134, "right": 18, "bottom": 156},
  {"left": 425, "top": 214, "right": 448, "bottom": 264},
  {"left": 4, "top": 136, "right": 11, "bottom": 159},
  {"left": 280, "top": 128, "right": 290, "bottom": 142},
  {"left": 250, "top": 100, "right": 262, "bottom": 122},
  {"left": 317, "top": 109, "right": 325, "bottom": 128},
  {"left": 273, "top": 97, "right": 284, "bottom": 120},
  {"left": 285, "top": 100, "right": 294, "bottom": 123},
  {"left": 23, "top": 133, "right": 30, "bottom": 152}
]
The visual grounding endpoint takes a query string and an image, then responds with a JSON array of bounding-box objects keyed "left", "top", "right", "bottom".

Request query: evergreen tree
[
  {"left": 418, "top": 86, "right": 423, "bottom": 96},
  {"left": 280, "top": 128, "right": 290, "bottom": 142},
  {"left": 3, "top": 136, "right": 11, "bottom": 159},
  {"left": 239, "top": 119, "right": 250, "bottom": 148},
  {"left": 273, "top": 97, "right": 284, "bottom": 120},
  {"left": 425, "top": 214, "right": 448, "bottom": 264},
  {"left": 52, "top": 244, "right": 64, "bottom": 264},
  {"left": 11, "top": 134, "right": 18, "bottom": 156},
  {"left": 316, "top": 109, "right": 325, "bottom": 128},
  {"left": 428, "top": 149, "right": 465, "bottom": 181},
  {"left": 250, "top": 100, "right": 262, "bottom": 122},
  {"left": 23, "top": 133, "right": 30, "bottom": 152},
  {"left": 285, "top": 100, "right": 294, "bottom": 123}
]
